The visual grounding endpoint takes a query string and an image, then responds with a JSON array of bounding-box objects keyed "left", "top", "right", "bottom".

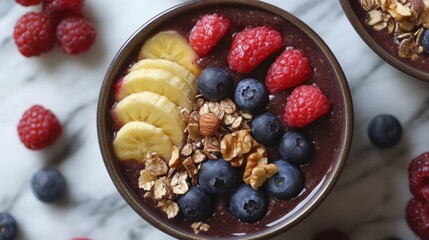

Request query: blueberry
[
  {"left": 229, "top": 184, "right": 267, "bottom": 222},
  {"left": 234, "top": 78, "right": 268, "bottom": 114},
  {"left": 197, "top": 67, "right": 233, "bottom": 101},
  {"left": 177, "top": 187, "right": 213, "bottom": 222},
  {"left": 279, "top": 132, "right": 313, "bottom": 165},
  {"left": 198, "top": 158, "right": 237, "bottom": 195},
  {"left": 265, "top": 160, "right": 304, "bottom": 199},
  {"left": 31, "top": 168, "right": 65, "bottom": 203},
  {"left": 0, "top": 213, "right": 18, "bottom": 240},
  {"left": 368, "top": 114, "right": 402, "bottom": 148},
  {"left": 251, "top": 112, "right": 283, "bottom": 146},
  {"left": 423, "top": 29, "right": 429, "bottom": 54}
]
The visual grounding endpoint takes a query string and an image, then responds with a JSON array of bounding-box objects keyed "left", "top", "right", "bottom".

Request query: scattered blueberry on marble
[
  {"left": 251, "top": 112, "right": 283, "bottom": 146},
  {"left": 234, "top": 78, "right": 268, "bottom": 114},
  {"left": 178, "top": 187, "right": 213, "bottom": 222},
  {"left": 197, "top": 67, "right": 233, "bottom": 101},
  {"left": 0, "top": 212, "right": 18, "bottom": 240},
  {"left": 368, "top": 114, "right": 402, "bottom": 148},
  {"left": 31, "top": 167, "right": 65, "bottom": 203},
  {"left": 229, "top": 184, "right": 267, "bottom": 222},
  {"left": 265, "top": 160, "right": 304, "bottom": 199},
  {"left": 422, "top": 29, "right": 429, "bottom": 54},
  {"left": 279, "top": 131, "right": 313, "bottom": 165},
  {"left": 198, "top": 158, "right": 237, "bottom": 195}
]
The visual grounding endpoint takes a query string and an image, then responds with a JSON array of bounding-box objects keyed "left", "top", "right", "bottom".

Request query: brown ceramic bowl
[
  {"left": 340, "top": 0, "right": 429, "bottom": 82},
  {"left": 97, "top": 1, "right": 353, "bottom": 239}
]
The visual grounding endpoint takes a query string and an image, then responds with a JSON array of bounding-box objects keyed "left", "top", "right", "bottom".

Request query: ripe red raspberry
[
  {"left": 18, "top": 105, "right": 62, "bottom": 150},
  {"left": 266, "top": 48, "right": 312, "bottom": 93},
  {"left": 15, "top": 0, "right": 41, "bottom": 6},
  {"left": 13, "top": 12, "right": 56, "bottom": 57},
  {"left": 228, "top": 26, "right": 283, "bottom": 73},
  {"left": 283, "top": 85, "right": 331, "bottom": 128},
  {"left": 313, "top": 229, "right": 349, "bottom": 240},
  {"left": 189, "top": 13, "right": 230, "bottom": 56},
  {"left": 409, "top": 152, "right": 429, "bottom": 202},
  {"left": 406, "top": 198, "right": 429, "bottom": 239},
  {"left": 56, "top": 16, "right": 96, "bottom": 55},
  {"left": 42, "top": 0, "right": 83, "bottom": 16}
]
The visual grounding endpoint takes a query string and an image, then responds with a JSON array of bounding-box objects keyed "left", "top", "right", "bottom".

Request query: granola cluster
[{"left": 361, "top": 0, "right": 429, "bottom": 59}]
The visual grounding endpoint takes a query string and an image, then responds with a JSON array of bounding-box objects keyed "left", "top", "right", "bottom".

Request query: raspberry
[
  {"left": 15, "top": 0, "right": 42, "bottom": 6},
  {"left": 409, "top": 152, "right": 429, "bottom": 202},
  {"left": 13, "top": 12, "right": 56, "bottom": 57},
  {"left": 189, "top": 13, "right": 230, "bottom": 56},
  {"left": 313, "top": 229, "right": 349, "bottom": 240},
  {"left": 42, "top": 0, "right": 83, "bottom": 16},
  {"left": 406, "top": 198, "right": 429, "bottom": 239},
  {"left": 228, "top": 26, "right": 283, "bottom": 73},
  {"left": 17, "top": 105, "right": 62, "bottom": 150},
  {"left": 265, "top": 48, "right": 312, "bottom": 93},
  {"left": 283, "top": 85, "right": 331, "bottom": 128},
  {"left": 56, "top": 16, "right": 96, "bottom": 55}
]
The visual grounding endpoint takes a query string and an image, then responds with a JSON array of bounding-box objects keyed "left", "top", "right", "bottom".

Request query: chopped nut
[
  {"left": 169, "top": 146, "right": 181, "bottom": 168},
  {"left": 203, "top": 137, "right": 220, "bottom": 153},
  {"left": 187, "top": 123, "right": 201, "bottom": 140},
  {"left": 189, "top": 111, "right": 201, "bottom": 124},
  {"left": 146, "top": 153, "right": 168, "bottom": 177},
  {"left": 220, "top": 130, "right": 255, "bottom": 166},
  {"left": 191, "top": 221, "right": 210, "bottom": 234},
  {"left": 182, "top": 156, "right": 198, "bottom": 178},
  {"left": 243, "top": 146, "right": 278, "bottom": 190},
  {"left": 199, "top": 113, "right": 220, "bottom": 137},
  {"left": 193, "top": 150, "right": 206, "bottom": 164},
  {"left": 138, "top": 170, "right": 155, "bottom": 191},
  {"left": 181, "top": 143, "right": 194, "bottom": 157}
]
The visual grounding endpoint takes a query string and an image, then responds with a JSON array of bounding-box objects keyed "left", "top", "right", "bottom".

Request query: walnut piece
[
  {"left": 220, "top": 130, "right": 256, "bottom": 167},
  {"left": 243, "top": 146, "right": 278, "bottom": 190}
]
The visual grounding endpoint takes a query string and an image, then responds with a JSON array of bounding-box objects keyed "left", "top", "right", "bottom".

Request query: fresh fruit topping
[
  {"left": 234, "top": 78, "right": 268, "bottom": 114},
  {"left": 113, "top": 92, "right": 185, "bottom": 146},
  {"left": 229, "top": 184, "right": 267, "bottom": 222},
  {"left": 31, "top": 168, "right": 65, "bottom": 203},
  {"left": 265, "top": 48, "right": 312, "bottom": 93},
  {"left": 283, "top": 85, "right": 330, "bottom": 128},
  {"left": 56, "top": 16, "right": 96, "bottom": 55},
  {"left": 279, "top": 131, "right": 313, "bottom": 165},
  {"left": 422, "top": 29, "right": 429, "bottom": 54},
  {"left": 228, "top": 26, "right": 282, "bottom": 73},
  {"left": 139, "top": 31, "right": 201, "bottom": 76},
  {"left": 313, "top": 229, "right": 349, "bottom": 240},
  {"left": 0, "top": 213, "right": 18, "bottom": 240},
  {"left": 17, "top": 105, "right": 62, "bottom": 150},
  {"left": 16, "top": 0, "right": 41, "bottom": 6},
  {"left": 265, "top": 160, "right": 304, "bottom": 199},
  {"left": 130, "top": 59, "right": 197, "bottom": 95},
  {"left": 406, "top": 197, "right": 429, "bottom": 239},
  {"left": 409, "top": 152, "right": 429, "bottom": 202},
  {"left": 251, "top": 112, "right": 283, "bottom": 146},
  {"left": 199, "top": 113, "right": 220, "bottom": 137},
  {"left": 42, "top": 0, "right": 84, "bottom": 16},
  {"left": 197, "top": 67, "right": 233, "bottom": 101},
  {"left": 189, "top": 13, "right": 231, "bottom": 56},
  {"left": 367, "top": 114, "right": 402, "bottom": 148},
  {"left": 113, "top": 121, "right": 172, "bottom": 162},
  {"left": 115, "top": 68, "right": 193, "bottom": 110},
  {"left": 13, "top": 12, "right": 55, "bottom": 57},
  {"left": 178, "top": 187, "right": 213, "bottom": 222},
  {"left": 198, "top": 158, "right": 238, "bottom": 195}
]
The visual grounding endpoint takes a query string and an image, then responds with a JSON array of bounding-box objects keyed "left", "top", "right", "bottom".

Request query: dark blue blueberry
[
  {"left": 234, "top": 78, "right": 268, "bottom": 114},
  {"left": 177, "top": 187, "right": 213, "bottom": 222},
  {"left": 279, "top": 132, "right": 313, "bottom": 165},
  {"left": 265, "top": 160, "right": 304, "bottom": 199},
  {"left": 423, "top": 29, "right": 429, "bottom": 54},
  {"left": 368, "top": 114, "right": 402, "bottom": 148},
  {"left": 251, "top": 112, "right": 283, "bottom": 146},
  {"left": 198, "top": 158, "right": 237, "bottom": 195},
  {"left": 0, "top": 213, "right": 18, "bottom": 240},
  {"left": 229, "top": 184, "right": 267, "bottom": 222},
  {"left": 31, "top": 168, "right": 65, "bottom": 203},
  {"left": 197, "top": 67, "right": 233, "bottom": 101}
]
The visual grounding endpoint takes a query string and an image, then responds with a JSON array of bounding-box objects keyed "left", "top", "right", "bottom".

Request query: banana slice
[
  {"left": 113, "top": 92, "right": 185, "bottom": 146},
  {"left": 115, "top": 68, "right": 193, "bottom": 110},
  {"left": 130, "top": 59, "right": 197, "bottom": 95},
  {"left": 138, "top": 31, "right": 201, "bottom": 76},
  {"left": 113, "top": 121, "right": 172, "bottom": 162}
]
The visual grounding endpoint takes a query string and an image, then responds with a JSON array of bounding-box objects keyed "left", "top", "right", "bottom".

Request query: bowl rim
[
  {"left": 97, "top": 0, "right": 354, "bottom": 239},
  {"left": 339, "top": 0, "right": 429, "bottom": 82}
]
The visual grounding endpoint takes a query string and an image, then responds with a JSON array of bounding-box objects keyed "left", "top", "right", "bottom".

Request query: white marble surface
[{"left": 1, "top": 0, "right": 428, "bottom": 239}]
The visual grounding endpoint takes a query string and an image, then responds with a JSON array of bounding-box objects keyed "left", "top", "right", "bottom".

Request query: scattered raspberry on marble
[
  {"left": 189, "top": 13, "right": 230, "bottom": 56},
  {"left": 56, "top": 16, "right": 96, "bottom": 55},
  {"left": 283, "top": 85, "right": 330, "bottom": 128},
  {"left": 409, "top": 152, "right": 429, "bottom": 202},
  {"left": 13, "top": 12, "right": 56, "bottom": 57},
  {"left": 17, "top": 105, "right": 62, "bottom": 150},
  {"left": 228, "top": 26, "right": 283, "bottom": 73},
  {"left": 42, "top": 0, "right": 84, "bottom": 16},
  {"left": 406, "top": 197, "right": 429, "bottom": 239},
  {"left": 15, "top": 0, "right": 41, "bottom": 6},
  {"left": 265, "top": 48, "right": 312, "bottom": 93}
]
